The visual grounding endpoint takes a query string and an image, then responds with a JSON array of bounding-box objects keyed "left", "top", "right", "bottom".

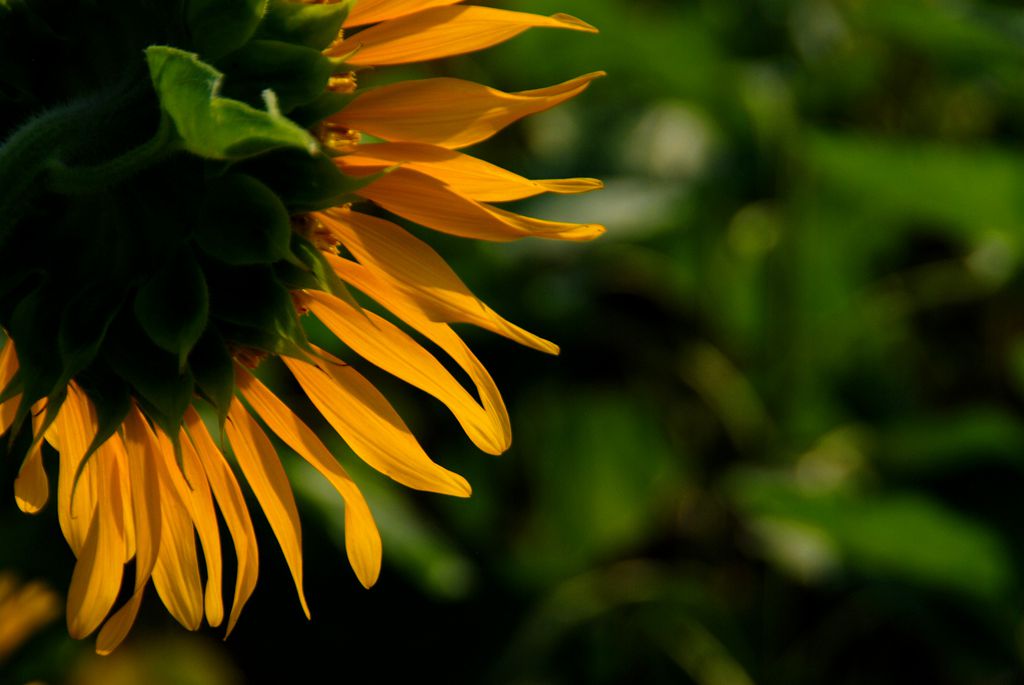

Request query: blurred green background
[{"left": 8, "top": 0, "right": 1024, "bottom": 682}]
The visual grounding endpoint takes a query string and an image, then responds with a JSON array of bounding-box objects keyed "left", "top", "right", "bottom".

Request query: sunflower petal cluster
[{"left": 0, "top": 0, "right": 602, "bottom": 652}]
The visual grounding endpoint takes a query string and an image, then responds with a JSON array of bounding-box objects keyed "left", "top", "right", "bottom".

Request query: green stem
[
  {"left": 0, "top": 79, "right": 176, "bottom": 241},
  {"left": 0, "top": 97, "right": 97, "bottom": 240},
  {"left": 46, "top": 116, "right": 181, "bottom": 194}
]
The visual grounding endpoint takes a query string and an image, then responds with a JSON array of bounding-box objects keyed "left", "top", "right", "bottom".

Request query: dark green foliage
[
  {"left": 256, "top": 0, "right": 350, "bottom": 50},
  {"left": 58, "top": 282, "right": 129, "bottom": 388},
  {"left": 6, "top": 285, "right": 63, "bottom": 431},
  {"left": 289, "top": 91, "right": 355, "bottom": 128},
  {"left": 291, "top": 234, "right": 356, "bottom": 302},
  {"left": 146, "top": 46, "right": 319, "bottom": 160},
  {"left": 104, "top": 311, "right": 195, "bottom": 437},
  {"left": 204, "top": 262, "right": 308, "bottom": 357},
  {"left": 195, "top": 173, "right": 294, "bottom": 265},
  {"left": 217, "top": 40, "right": 336, "bottom": 112},
  {"left": 186, "top": 0, "right": 268, "bottom": 60},
  {"left": 189, "top": 328, "right": 236, "bottom": 426},
  {"left": 76, "top": 367, "right": 132, "bottom": 461},
  {"left": 134, "top": 249, "right": 210, "bottom": 368},
  {"left": 240, "top": 148, "right": 370, "bottom": 212}
]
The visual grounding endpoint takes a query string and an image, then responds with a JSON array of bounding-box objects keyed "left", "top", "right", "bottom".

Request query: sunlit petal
[
  {"left": 333, "top": 72, "right": 604, "bottom": 149},
  {"left": 334, "top": 7, "right": 595, "bottom": 66}
]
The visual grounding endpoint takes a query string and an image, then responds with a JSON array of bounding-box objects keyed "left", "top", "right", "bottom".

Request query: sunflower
[{"left": 0, "top": 0, "right": 602, "bottom": 653}]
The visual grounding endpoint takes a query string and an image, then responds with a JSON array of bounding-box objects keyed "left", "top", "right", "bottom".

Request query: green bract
[{"left": 0, "top": 0, "right": 360, "bottom": 439}]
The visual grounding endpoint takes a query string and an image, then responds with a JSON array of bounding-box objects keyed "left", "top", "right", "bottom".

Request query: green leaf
[
  {"left": 186, "top": 0, "right": 268, "bottom": 60},
  {"left": 195, "top": 173, "right": 293, "bottom": 265},
  {"left": 134, "top": 249, "right": 209, "bottom": 369},
  {"left": 72, "top": 367, "right": 131, "bottom": 485},
  {"left": 104, "top": 311, "right": 195, "bottom": 437},
  {"left": 145, "top": 46, "right": 320, "bottom": 161},
  {"left": 58, "top": 282, "right": 127, "bottom": 387},
  {"left": 189, "top": 327, "right": 236, "bottom": 427},
  {"left": 729, "top": 472, "right": 1014, "bottom": 601},
  {"left": 274, "top": 260, "right": 322, "bottom": 292},
  {"left": 507, "top": 391, "right": 682, "bottom": 579},
  {"left": 206, "top": 263, "right": 309, "bottom": 355},
  {"left": 7, "top": 283, "right": 62, "bottom": 433},
  {"left": 217, "top": 40, "right": 335, "bottom": 112},
  {"left": 289, "top": 91, "right": 352, "bottom": 128},
  {"left": 291, "top": 234, "right": 360, "bottom": 308},
  {"left": 256, "top": 0, "right": 351, "bottom": 50},
  {"left": 805, "top": 131, "right": 1024, "bottom": 237},
  {"left": 879, "top": 409, "right": 1024, "bottom": 476},
  {"left": 240, "top": 148, "right": 377, "bottom": 212},
  {"left": 217, "top": 320, "right": 311, "bottom": 363}
]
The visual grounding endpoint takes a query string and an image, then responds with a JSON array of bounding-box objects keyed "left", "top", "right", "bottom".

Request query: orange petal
[
  {"left": 54, "top": 385, "right": 100, "bottom": 555},
  {"left": 305, "top": 290, "right": 507, "bottom": 453},
  {"left": 184, "top": 407, "right": 259, "bottom": 637},
  {"left": 66, "top": 446, "right": 125, "bottom": 639},
  {"left": 344, "top": 0, "right": 462, "bottom": 28},
  {"left": 0, "top": 341, "right": 20, "bottom": 435},
  {"left": 326, "top": 256, "right": 513, "bottom": 452},
  {"left": 318, "top": 208, "right": 557, "bottom": 353},
  {"left": 96, "top": 405, "right": 164, "bottom": 655},
  {"left": 355, "top": 167, "right": 604, "bottom": 242},
  {"left": 94, "top": 592, "right": 144, "bottom": 656},
  {"left": 150, "top": 429, "right": 204, "bottom": 632},
  {"left": 339, "top": 143, "right": 602, "bottom": 202},
  {"left": 107, "top": 436, "right": 137, "bottom": 565},
  {"left": 334, "top": 72, "right": 604, "bottom": 149},
  {"left": 178, "top": 432, "right": 224, "bottom": 627},
  {"left": 283, "top": 354, "right": 471, "bottom": 496},
  {"left": 226, "top": 399, "right": 310, "bottom": 619},
  {"left": 15, "top": 407, "right": 50, "bottom": 514},
  {"left": 334, "top": 7, "right": 596, "bottom": 66},
  {"left": 236, "top": 367, "right": 382, "bottom": 588}
]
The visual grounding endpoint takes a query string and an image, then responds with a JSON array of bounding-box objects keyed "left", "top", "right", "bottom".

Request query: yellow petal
[
  {"left": 94, "top": 592, "right": 144, "bottom": 656},
  {"left": 150, "top": 429, "right": 204, "bottom": 631},
  {"left": 334, "top": 72, "right": 604, "bottom": 149},
  {"left": 184, "top": 406, "right": 259, "bottom": 637},
  {"left": 283, "top": 354, "right": 471, "bottom": 496},
  {"left": 236, "top": 367, "right": 382, "bottom": 588},
  {"left": 355, "top": 167, "right": 604, "bottom": 242},
  {"left": 339, "top": 143, "right": 602, "bottom": 202},
  {"left": 334, "top": 7, "right": 595, "bottom": 66},
  {"left": 0, "top": 341, "right": 20, "bottom": 435},
  {"left": 326, "top": 256, "right": 513, "bottom": 452},
  {"left": 66, "top": 516, "right": 115, "bottom": 639},
  {"left": 344, "top": 0, "right": 462, "bottom": 28},
  {"left": 121, "top": 405, "right": 162, "bottom": 589},
  {"left": 82, "top": 436, "right": 135, "bottom": 565},
  {"left": 178, "top": 432, "right": 224, "bottom": 627},
  {"left": 109, "top": 436, "right": 137, "bottom": 564},
  {"left": 15, "top": 407, "right": 50, "bottom": 514},
  {"left": 305, "top": 290, "right": 506, "bottom": 453},
  {"left": 318, "top": 208, "right": 557, "bottom": 353},
  {"left": 54, "top": 385, "right": 100, "bottom": 555},
  {"left": 225, "top": 398, "right": 310, "bottom": 619},
  {"left": 66, "top": 446, "right": 125, "bottom": 640},
  {"left": 96, "top": 405, "right": 164, "bottom": 655}
]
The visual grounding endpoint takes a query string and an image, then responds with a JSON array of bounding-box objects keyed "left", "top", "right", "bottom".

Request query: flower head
[{"left": 0, "top": 0, "right": 602, "bottom": 652}]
